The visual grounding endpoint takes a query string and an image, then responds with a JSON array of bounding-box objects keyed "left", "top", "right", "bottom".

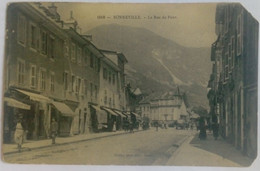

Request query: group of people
[
  {"left": 123, "top": 120, "right": 135, "bottom": 133},
  {"left": 14, "top": 113, "right": 58, "bottom": 152},
  {"left": 198, "top": 115, "right": 219, "bottom": 140}
]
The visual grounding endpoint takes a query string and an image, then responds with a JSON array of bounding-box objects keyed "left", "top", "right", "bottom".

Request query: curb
[
  {"left": 3, "top": 129, "right": 145, "bottom": 155},
  {"left": 165, "top": 133, "right": 195, "bottom": 165},
  {"left": 152, "top": 132, "right": 195, "bottom": 165}
]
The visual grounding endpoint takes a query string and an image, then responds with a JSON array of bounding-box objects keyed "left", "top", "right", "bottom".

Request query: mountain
[{"left": 85, "top": 24, "right": 212, "bottom": 108}]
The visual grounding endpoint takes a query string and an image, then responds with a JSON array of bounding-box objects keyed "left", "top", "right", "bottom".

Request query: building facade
[
  {"left": 207, "top": 3, "right": 258, "bottom": 158},
  {"left": 97, "top": 50, "right": 128, "bottom": 131},
  {"left": 139, "top": 90, "right": 188, "bottom": 123},
  {"left": 3, "top": 2, "right": 129, "bottom": 143}
]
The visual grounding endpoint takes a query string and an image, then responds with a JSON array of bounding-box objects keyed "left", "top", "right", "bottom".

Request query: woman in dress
[{"left": 14, "top": 115, "right": 25, "bottom": 152}]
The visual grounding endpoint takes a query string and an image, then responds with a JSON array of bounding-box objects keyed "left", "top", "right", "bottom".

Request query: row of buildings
[
  {"left": 207, "top": 3, "right": 258, "bottom": 159},
  {"left": 138, "top": 88, "right": 189, "bottom": 123},
  {"left": 3, "top": 2, "right": 136, "bottom": 143}
]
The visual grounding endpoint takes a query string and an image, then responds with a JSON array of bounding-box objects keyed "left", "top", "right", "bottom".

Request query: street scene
[{"left": 1, "top": 2, "right": 259, "bottom": 167}]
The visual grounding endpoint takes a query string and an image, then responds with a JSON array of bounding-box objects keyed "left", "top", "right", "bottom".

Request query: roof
[
  {"left": 133, "top": 88, "right": 142, "bottom": 96},
  {"left": 139, "top": 89, "right": 184, "bottom": 104},
  {"left": 101, "top": 50, "right": 119, "bottom": 66}
]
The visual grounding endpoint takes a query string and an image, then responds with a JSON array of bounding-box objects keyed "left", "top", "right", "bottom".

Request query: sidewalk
[
  {"left": 166, "top": 132, "right": 255, "bottom": 167},
  {"left": 2, "top": 129, "right": 143, "bottom": 155}
]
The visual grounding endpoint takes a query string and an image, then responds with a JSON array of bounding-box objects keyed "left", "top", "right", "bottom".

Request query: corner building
[{"left": 208, "top": 3, "right": 258, "bottom": 158}]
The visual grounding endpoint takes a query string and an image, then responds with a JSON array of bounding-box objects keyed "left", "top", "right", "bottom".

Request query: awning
[
  {"left": 90, "top": 105, "right": 107, "bottom": 124},
  {"left": 101, "top": 107, "right": 118, "bottom": 116},
  {"left": 131, "top": 112, "right": 140, "bottom": 118},
  {"left": 4, "top": 97, "right": 31, "bottom": 110},
  {"left": 113, "top": 110, "right": 126, "bottom": 118},
  {"left": 52, "top": 101, "right": 75, "bottom": 117},
  {"left": 16, "top": 89, "right": 50, "bottom": 102}
]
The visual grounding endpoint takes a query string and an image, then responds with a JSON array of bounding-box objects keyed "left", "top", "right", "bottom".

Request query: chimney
[
  {"left": 70, "top": 11, "right": 74, "bottom": 20},
  {"left": 48, "top": 3, "right": 60, "bottom": 21}
]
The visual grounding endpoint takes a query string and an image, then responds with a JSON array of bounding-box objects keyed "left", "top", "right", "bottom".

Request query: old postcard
[{"left": 1, "top": 1, "right": 259, "bottom": 168}]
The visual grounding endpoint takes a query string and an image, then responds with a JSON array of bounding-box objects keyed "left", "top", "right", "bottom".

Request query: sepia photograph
[{"left": 0, "top": 0, "right": 259, "bottom": 168}]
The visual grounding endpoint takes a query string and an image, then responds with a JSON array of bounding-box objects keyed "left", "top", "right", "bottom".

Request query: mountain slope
[{"left": 86, "top": 24, "right": 211, "bottom": 108}]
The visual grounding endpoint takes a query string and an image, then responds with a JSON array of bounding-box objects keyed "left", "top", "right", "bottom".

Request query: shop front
[
  {"left": 113, "top": 109, "right": 126, "bottom": 130},
  {"left": 101, "top": 107, "right": 119, "bottom": 131},
  {"left": 51, "top": 101, "right": 76, "bottom": 137},
  {"left": 3, "top": 97, "right": 31, "bottom": 143},
  {"left": 90, "top": 105, "right": 108, "bottom": 132}
]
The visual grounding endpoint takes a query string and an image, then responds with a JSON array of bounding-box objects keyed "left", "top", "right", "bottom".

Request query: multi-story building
[
  {"left": 207, "top": 3, "right": 258, "bottom": 158},
  {"left": 61, "top": 12, "right": 102, "bottom": 135},
  {"left": 3, "top": 2, "right": 73, "bottom": 141},
  {"left": 3, "top": 2, "right": 129, "bottom": 143},
  {"left": 139, "top": 89, "right": 188, "bottom": 123},
  {"left": 97, "top": 50, "right": 127, "bottom": 131}
]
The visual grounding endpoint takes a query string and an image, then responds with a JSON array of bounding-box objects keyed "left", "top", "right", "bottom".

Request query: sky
[{"left": 50, "top": 2, "right": 218, "bottom": 48}]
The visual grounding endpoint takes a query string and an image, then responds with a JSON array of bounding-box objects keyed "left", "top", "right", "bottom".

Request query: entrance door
[
  {"left": 245, "top": 91, "right": 257, "bottom": 158},
  {"left": 38, "top": 110, "right": 45, "bottom": 139},
  {"left": 237, "top": 90, "right": 241, "bottom": 149},
  {"left": 83, "top": 112, "right": 87, "bottom": 133},
  {"left": 78, "top": 109, "right": 81, "bottom": 134}
]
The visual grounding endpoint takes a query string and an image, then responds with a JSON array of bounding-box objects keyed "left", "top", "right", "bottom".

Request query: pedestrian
[
  {"left": 129, "top": 121, "right": 134, "bottom": 133},
  {"left": 155, "top": 121, "right": 159, "bottom": 131},
  {"left": 50, "top": 118, "right": 58, "bottom": 144},
  {"left": 196, "top": 120, "right": 200, "bottom": 131},
  {"left": 14, "top": 114, "right": 25, "bottom": 152},
  {"left": 212, "top": 114, "right": 219, "bottom": 140},
  {"left": 113, "top": 121, "right": 116, "bottom": 132},
  {"left": 199, "top": 117, "right": 207, "bottom": 140}
]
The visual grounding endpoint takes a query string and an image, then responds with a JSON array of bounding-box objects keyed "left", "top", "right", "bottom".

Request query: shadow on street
[{"left": 189, "top": 132, "right": 254, "bottom": 167}]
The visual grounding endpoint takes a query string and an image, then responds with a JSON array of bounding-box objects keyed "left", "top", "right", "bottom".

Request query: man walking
[{"left": 50, "top": 118, "right": 58, "bottom": 144}]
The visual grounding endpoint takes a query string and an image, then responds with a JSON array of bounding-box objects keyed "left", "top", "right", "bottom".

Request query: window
[
  {"left": 95, "top": 85, "right": 98, "bottom": 99},
  {"left": 84, "top": 80, "right": 88, "bottom": 96},
  {"left": 17, "top": 14, "right": 26, "bottom": 45},
  {"left": 112, "top": 94, "right": 115, "bottom": 107},
  {"left": 39, "top": 68, "right": 46, "bottom": 91},
  {"left": 224, "top": 53, "right": 229, "bottom": 81},
  {"left": 80, "top": 80, "right": 84, "bottom": 96},
  {"left": 224, "top": 7, "right": 229, "bottom": 33},
  {"left": 237, "top": 14, "right": 242, "bottom": 55},
  {"left": 50, "top": 72, "right": 55, "bottom": 92},
  {"left": 17, "top": 59, "right": 25, "bottom": 85},
  {"left": 71, "top": 75, "right": 75, "bottom": 92},
  {"left": 90, "top": 83, "right": 93, "bottom": 97},
  {"left": 49, "top": 37, "right": 55, "bottom": 59},
  {"left": 90, "top": 53, "right": 94, "bottom": 68},
  {"left": 109, "top": 97, "right": 112, "bottom": 107},
  {"left": 231, "top": 36, "right": 235, "bottom": 68},
  {"left": 30, "top": 64, "right": 36, "bottom": 88},
  {"left": 112, "top": 74, "right": 115, "bottom": 85},
  {"left": 84, "top": 49, "right": 89, "bottom": 65},
  {"left": 76, "top": 77, "right": 81, "bottom": 94},
  {"left": 71, "top": 43, "right": 76, "bottom": 62},
  {"left": 63, "top": 72, "right": 68, "bottom": 90},
  {"left": 77, "top": 47, "right": 82, "bottom": 64},
  {"left": 95, "top": 58, "right": 99, "bottom": 72},
  {"left": 104, "top": 90, "right": 107, "bottom": 104},
  {"left": 30, "top": 24, "right": 37, "bottom": 49},
  {"left": 103, "top": 68, "right": 107, "bottom": 80},
  {"left": 228, "top": 43, "right": 232, "bottom": 72},
  {"left": 108, "top": 71, "right": 111, "bottom": 83},
  {"left": 40, "top": 30, "right": 47, "bottom": 55},
  {"left": 64, "top": 40, "right": 69, "bottom": 58}
]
